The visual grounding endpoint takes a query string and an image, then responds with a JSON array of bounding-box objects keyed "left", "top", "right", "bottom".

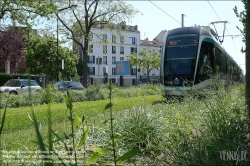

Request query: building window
[
  {"left": 120, "top": 46, "right": 124, "bottom": 54},
  {"left": 130, "top": 26, "right": 135, "bottom": 32},
  {"left": 89, "top": 44, "right": 93, "bottom": 53},
  {"left": 112, "top": 46, "right": 116, "bottom": 54},
  {"left": 112, "top": 67, "right": 116, "bottom": 75},
  {"left": 112, "top": 35, "right": 116, "bottom": 43},
  {"left": 132, "top": 68, "right": 136, "bottom": 75},
  {"left": 112, "top": 57, "right": 116, "bottom": 64},
  {"left": 103, "top": 34, "right": 107, "bottom": 41},
  {"left": 120, "top": 57, "right": 124, "bottom": 61},
  {"left": 120, "top": 35, "right": 124, "bottom": 43},
  {"left": 88, "top": 55, "right": 95, "bottom": 63},
  {"left": 103, "top": 45, "right": 107, "bottom": 53},
  {"left": 101, "top": 24, "right": 105, "bottom": 29},
  {"left": 131, "top": 37, "right": 136, "bottom": 44},
  {"left": 103, "top": 56, "right": 107, "bottom": 64},
  {"left": 131, "top": 47, "right": 137, "bottom": 53},
  {"left": 88, "top": 67, "right": 95, "bottom": 75},
  {"left": 111, "top": 78, "right": 116, "bottom": 84},
  {"left": 103, "top": 66, "right": 107, "bottom": 74},
  {"left": 96, "top": 57, "right": 102, "bottom": 64}
]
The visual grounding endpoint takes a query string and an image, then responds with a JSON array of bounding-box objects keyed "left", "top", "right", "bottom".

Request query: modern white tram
[{"left": 160, "top": 26, "right": 243, "bottom": 97}]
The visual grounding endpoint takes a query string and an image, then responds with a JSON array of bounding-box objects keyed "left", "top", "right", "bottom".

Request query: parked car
[
  {"left": 0, "top": 79, "right": 41, "bottom": 95},
  {"left": 54, "top": 81, "right": 84, "bottom": 91},
  {"left": 138, "top": 80, "right": 148, "bottom": 85}
]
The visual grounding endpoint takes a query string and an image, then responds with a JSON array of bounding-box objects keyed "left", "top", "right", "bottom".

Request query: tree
[
  {"left": 25, "top": 34, "right": 78, "bottom": 81},
  {"left": 127, "top": 49, "right": 161, "bottom": 83},
  {"left": 55, "top": 0, "right": 139, "bottom": 86},
  {"left": 0, "top": 0, "right": 57, "bottom": 26},
  {"left": 234, "top": 1, "right": 250, "bottom": 111},
  {"left": 0, "top": 26, "right": 25, "bottom": 73}
]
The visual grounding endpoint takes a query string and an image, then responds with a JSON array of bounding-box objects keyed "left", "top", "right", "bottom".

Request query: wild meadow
[{"left": 0, "top": 83, "right": 248, "bottom": 165}]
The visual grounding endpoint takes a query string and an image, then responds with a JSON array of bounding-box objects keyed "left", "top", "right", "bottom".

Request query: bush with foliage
[{"left": 0, "top": 84, "right": 161, "bottom": 109}]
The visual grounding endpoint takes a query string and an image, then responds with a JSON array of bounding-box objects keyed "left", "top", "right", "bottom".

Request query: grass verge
[{"left": 1, "top": 95, "right": 163, "bottom": 151}]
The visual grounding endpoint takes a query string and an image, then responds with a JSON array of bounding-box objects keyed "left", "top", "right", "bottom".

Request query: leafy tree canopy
[
  {"left": 0, "top": 26, "right": 25, "bottom": 71},
  {"left": 127, "top": 49, "right": 161, "bottom": 82},
  {"left": 234, "top": 0, "right": 247, "bottom": 52},
  {"left": 25, "top": 34, "right": 78, "bottom": 81},
  {"left": 0, "top": 0, "right": 57, "bottom": 26}
]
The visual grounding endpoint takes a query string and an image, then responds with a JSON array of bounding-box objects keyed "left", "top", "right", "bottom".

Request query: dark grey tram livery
[{"left": 160, "top": 26, "right": 242, "bottom": 96}]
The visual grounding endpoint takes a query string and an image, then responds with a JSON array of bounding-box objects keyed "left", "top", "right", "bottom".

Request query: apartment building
[{"left": 80, "top": 24, "right": 163, "bottom": 86}]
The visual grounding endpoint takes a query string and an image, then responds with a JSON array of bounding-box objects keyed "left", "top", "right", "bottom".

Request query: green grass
[{"left": 1, "top": 95, "right": 163, "bottom": 151}]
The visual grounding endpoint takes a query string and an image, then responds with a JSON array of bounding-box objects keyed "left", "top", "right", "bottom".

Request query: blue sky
[{"left": 125, "top": 1, "right": 246, "bottom": 74}]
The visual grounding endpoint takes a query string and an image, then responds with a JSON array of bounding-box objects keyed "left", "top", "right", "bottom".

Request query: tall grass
[
  {"left": 161, "top": 85, "right": 248, "bottom": 165},
  {"left": 0, "top": 83, "right": 248, "bottom": 165}
]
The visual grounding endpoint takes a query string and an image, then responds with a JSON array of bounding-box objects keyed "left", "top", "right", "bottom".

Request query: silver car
[{"left": 0, "top": 79, "right": 41, "bottom": 95}]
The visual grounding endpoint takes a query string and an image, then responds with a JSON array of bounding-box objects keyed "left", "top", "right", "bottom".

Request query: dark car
[{"left": 54, "top": 81, "right": 84, "bottom": 91}]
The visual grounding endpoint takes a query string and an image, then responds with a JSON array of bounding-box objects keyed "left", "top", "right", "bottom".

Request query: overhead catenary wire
[
  {"left": 207, "top": 1, "right": 222, "bottom": 21},
  {"left": 207, "top": 0, "right": 241, "bottom": 65},
  {"left": 148, "top": 0, "right": 182, "bottom": 25}
]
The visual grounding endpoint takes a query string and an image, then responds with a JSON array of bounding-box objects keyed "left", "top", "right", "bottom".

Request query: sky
[{"left": 125, "top": 1, "right": 246, "bottom": 74}]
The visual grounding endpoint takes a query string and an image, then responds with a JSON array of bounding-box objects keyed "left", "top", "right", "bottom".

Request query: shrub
[
  {"left": 113, "top": 106, "right": 166, "bottom": 164},
  {"left": 162, "top": 86, "right": 249, "bottom": 166},
  {"left": 0, "top": 84, "right": 161, "bottom": 109}
]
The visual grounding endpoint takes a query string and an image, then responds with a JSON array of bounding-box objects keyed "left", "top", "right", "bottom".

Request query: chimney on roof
[
  {"left": 146, "top": 37, "right": 148, "bottom": 41},
  {"left": 134, "top": 25, "right": 138, "bottom": 30},
  {"left": 153, "top": 38, "right": 158, "bottom": 44}
]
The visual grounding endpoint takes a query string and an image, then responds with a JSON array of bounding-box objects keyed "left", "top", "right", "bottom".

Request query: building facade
[{"left": 86, "top": 24, "right": 162, "bottom": 86}]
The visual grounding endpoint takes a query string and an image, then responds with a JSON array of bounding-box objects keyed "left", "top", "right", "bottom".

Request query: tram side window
[
  {"left": 214, "top": 47, "right": 227, "bottom": 74},
  {"left": 197, "top": 41, "right": 213, "bottom": 76},
  {"left": 227, "top": 60, "right": 233, "bottom": 77},
  {"left": 221, "top": 52, "right": 227, "bottom": 73}
]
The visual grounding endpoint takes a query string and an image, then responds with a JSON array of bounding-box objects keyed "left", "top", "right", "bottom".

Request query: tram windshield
[{"left": 165, "top": 34, "right": 198, "bottom": 76}]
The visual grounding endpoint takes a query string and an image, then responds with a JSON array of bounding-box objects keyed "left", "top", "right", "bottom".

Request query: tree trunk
[
  {"left": 246, "top": 0, "right": 250, "bottom": 112},
  {"left": 5, "top": 60, "right": 10, "bottom": 74},
  {"left": 81, "top": 39, "right": 88, "bottom": 88},
  {"left": 147, "top": 69, "right": 150, "bottom": 83}
]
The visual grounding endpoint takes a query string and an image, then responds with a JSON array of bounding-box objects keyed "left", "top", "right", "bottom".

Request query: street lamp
[
  {"left": 56, "top": 4, "right": 77, "bottom": 82},
  {"left": 129, "top": 37, "right": 138, "bottom": 85},
  {"left": 105, "top": 65, "right": 108, "bottom": 84}
]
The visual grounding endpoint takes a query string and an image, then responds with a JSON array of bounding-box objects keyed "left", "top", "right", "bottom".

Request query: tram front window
[{"left": 165, "top": 34, "right": 198, "bottom": 76}]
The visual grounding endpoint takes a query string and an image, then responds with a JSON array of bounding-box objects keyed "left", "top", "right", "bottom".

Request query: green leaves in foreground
[
  {"left": 116, "top": 148, "right": 140, "bottom": 162},
  {"left": 77, "top": 126, "right": 88, "bottom": 149},
  {"left": 105, "top": 103, "right": 113, "bottom": 110},
  {"left": 0, "top": 98, "right": 8, "bottom": 135},
  {"left": 86, "top": 147, "right": 140, "bottom": 164},
  {"left": 86, "top": 148, "right": 110, "bottom": 165},
  {"left": 65, "top": 91, "right": 73, "bottom": 110}
]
